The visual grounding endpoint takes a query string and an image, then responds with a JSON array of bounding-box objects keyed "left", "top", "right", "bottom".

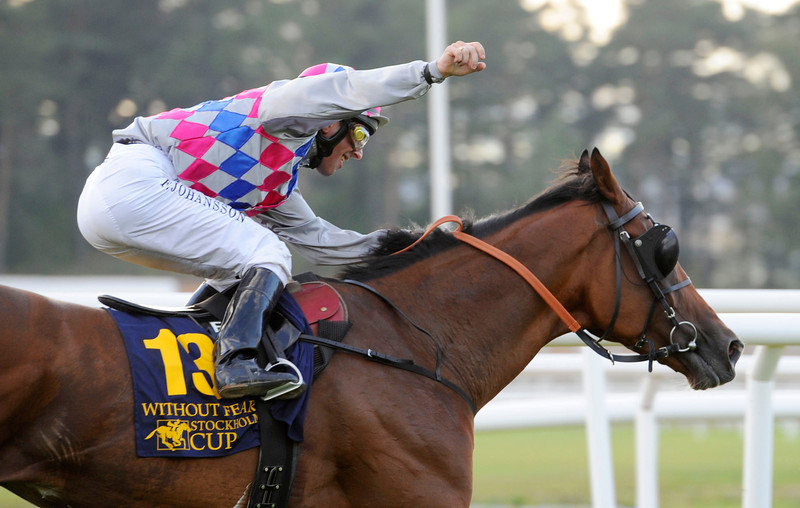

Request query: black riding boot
[{"left": 214, "top": 267, "right": 306, "bottom": 400}]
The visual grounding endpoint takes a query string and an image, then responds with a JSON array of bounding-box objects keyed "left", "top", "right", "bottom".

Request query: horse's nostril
[{"left": 728, "top": 339, "right": 744, "bottom": 366}]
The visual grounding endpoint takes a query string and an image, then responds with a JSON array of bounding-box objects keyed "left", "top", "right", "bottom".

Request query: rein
[
  {"left": 395, "top": 207, "right": 697, "bottom": 370},
  {"left": 338, "top": 201, "right": 698, "bottom": 415},
  {"left": 395, "top": 216, "right": 583, "bottom": 332}
]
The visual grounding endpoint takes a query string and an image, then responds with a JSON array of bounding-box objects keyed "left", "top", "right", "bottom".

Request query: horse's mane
[{"left": 339, "top": 156, "right": 602, "bottom": 281}]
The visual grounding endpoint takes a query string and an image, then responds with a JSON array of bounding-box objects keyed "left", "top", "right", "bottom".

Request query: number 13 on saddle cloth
[{"left": 105, "top": 279, "right": 346, "bottom": 457}]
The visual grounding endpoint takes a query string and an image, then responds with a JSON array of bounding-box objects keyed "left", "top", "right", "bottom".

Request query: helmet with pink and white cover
[{"left": 298, "top": 63, "right": 390, "bottom": 134}]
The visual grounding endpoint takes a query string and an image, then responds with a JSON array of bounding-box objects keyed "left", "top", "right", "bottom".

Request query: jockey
[{"left": 77, "top": 41, "right": 486, "bottom": 401}]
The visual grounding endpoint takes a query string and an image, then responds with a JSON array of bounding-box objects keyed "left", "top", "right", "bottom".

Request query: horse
[{"left": 0, "top": 148, "right": 743, "bottom": 507}]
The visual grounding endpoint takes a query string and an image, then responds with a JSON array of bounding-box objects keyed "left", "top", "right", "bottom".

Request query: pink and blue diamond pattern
[{"left": 156, "top": 86, "right": 312, "bottom": 214}]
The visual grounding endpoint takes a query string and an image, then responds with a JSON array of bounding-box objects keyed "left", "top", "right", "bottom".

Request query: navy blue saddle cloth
[{"left": 107, "top": 292, "right": 314, "bottom": 458}]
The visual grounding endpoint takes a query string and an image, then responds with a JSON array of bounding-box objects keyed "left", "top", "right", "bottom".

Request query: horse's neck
[{"left": 374, "top": 210, "right": 595, "bottom": 411}]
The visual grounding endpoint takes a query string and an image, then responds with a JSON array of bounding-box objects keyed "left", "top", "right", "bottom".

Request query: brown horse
[{"left": 1, "top": 149, "right": 742, "bottom": 507}]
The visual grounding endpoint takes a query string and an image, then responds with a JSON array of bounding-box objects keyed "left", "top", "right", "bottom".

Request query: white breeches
[{"left": 77, "top": 143, "right": 292, "bottom": 288}]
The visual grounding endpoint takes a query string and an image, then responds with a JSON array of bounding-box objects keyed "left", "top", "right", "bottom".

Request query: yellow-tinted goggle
[{"left": 351, "top": 123, "right": 370, "bottom": 150}]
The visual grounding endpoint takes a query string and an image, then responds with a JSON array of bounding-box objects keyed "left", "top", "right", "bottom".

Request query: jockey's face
[{"left": 315, "top": 121, "right": 364, "bottom": 177}]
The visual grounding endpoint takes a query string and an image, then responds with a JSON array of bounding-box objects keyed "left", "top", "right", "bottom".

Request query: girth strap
[{"left": 247, "top": 402, "right": 299, "bottom": 508}]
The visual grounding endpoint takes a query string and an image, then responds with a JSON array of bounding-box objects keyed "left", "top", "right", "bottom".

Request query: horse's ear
[
  {"left": 578, "top": 149, "right": 591, "bottom": 173},
  {"left": 590, "top": 148, "right": 624, "bottom": 204}
]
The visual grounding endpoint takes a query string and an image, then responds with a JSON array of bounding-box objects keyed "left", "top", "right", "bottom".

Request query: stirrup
[{"left": 261, "top": 358, "right": 305, "bottom": 401}]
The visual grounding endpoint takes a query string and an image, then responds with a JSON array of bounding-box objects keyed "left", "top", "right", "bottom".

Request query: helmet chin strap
[{"left": 302, "top": 121, "right": 351, "bottom": 169}]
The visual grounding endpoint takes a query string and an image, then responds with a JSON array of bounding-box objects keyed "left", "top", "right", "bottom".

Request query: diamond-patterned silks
[{"left": 152, "top": 86, "right": 312, "bottom": 216}]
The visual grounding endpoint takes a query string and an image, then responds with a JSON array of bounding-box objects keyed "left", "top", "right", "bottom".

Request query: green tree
[{"left": 2, "top": 0, "right": 800, "bottom": 289}]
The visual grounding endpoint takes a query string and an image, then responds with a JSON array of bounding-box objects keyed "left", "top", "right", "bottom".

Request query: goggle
[{"left": 350, "top": 122, "right": 370, "bottom": 150}]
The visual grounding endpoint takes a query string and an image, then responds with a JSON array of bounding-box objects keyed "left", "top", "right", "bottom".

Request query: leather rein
[
  {"left": 337, "top": 200, "right": 698, "bottom": 414},
  {"left": 391, "top": 201, "right": 698, "bottom": 371}
]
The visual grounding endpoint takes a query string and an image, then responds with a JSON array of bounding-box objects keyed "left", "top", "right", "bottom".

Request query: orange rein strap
[{"left": 394, "top": 215, "right": 582, "bottom": 333}]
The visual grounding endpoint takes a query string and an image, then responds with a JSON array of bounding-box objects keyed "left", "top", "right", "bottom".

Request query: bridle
[
  {"left": 596, "top": 200, "right": 697, "bottom": 370},
  {"left": 395, "top": 199, "right": 698, "bottom": 371},
  {"left": 331, "top": 199, "right": 699, "bottom": 414}
]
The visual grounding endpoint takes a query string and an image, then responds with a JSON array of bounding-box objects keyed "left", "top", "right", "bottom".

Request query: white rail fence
[
  {"left": 476, "top": 290, "right": 800, "bottom": 508},
  {"left": 2, "top": 277, "right": 799, "bottom": 508}
]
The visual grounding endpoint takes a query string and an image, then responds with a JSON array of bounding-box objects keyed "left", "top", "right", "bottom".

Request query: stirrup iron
[{"left": 261, "top": 358, "right": 305, "bottom": 401}]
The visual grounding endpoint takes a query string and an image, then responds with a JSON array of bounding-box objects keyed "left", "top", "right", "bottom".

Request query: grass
[
  {"left": 472, "top": 423, "right": 800, "bottom": 507},
  {"left": 2, "top": 423, "right": 798, "bottom": 507}
]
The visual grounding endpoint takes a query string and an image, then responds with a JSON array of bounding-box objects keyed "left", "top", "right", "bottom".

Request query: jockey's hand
[{"left": 436, "top": 41, "right": 486, "bottom": 78}]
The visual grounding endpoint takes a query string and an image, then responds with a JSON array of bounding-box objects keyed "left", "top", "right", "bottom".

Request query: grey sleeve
[
  {"left": 255, "top": 190, "right": 385, "bottom": 265},
  {"left": 258, "top": 60, "right": 434, "bottom": 137}
]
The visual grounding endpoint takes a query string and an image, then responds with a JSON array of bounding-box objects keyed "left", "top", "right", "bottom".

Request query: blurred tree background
[{"left": 1, "top": 0, "right": 799, "bottom": 288}]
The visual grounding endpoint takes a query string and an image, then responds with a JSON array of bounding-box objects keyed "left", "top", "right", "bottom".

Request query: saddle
[
  {"left": 100, "top": 273, "right": 451, "bottom": 508},
  {"left": 99, "top": 272, "right": 349, "bottom": 508},
  {"left": 99, "top": 274, "right": 347, "bottom": 335}
]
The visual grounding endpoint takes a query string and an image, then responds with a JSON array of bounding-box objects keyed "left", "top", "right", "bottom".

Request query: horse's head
[
  {"left": 340, "top": 147, "right": 742, "bottom": 393},
  {"left": 581, "top": 148, "right": 743, "bottom": 389}
]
